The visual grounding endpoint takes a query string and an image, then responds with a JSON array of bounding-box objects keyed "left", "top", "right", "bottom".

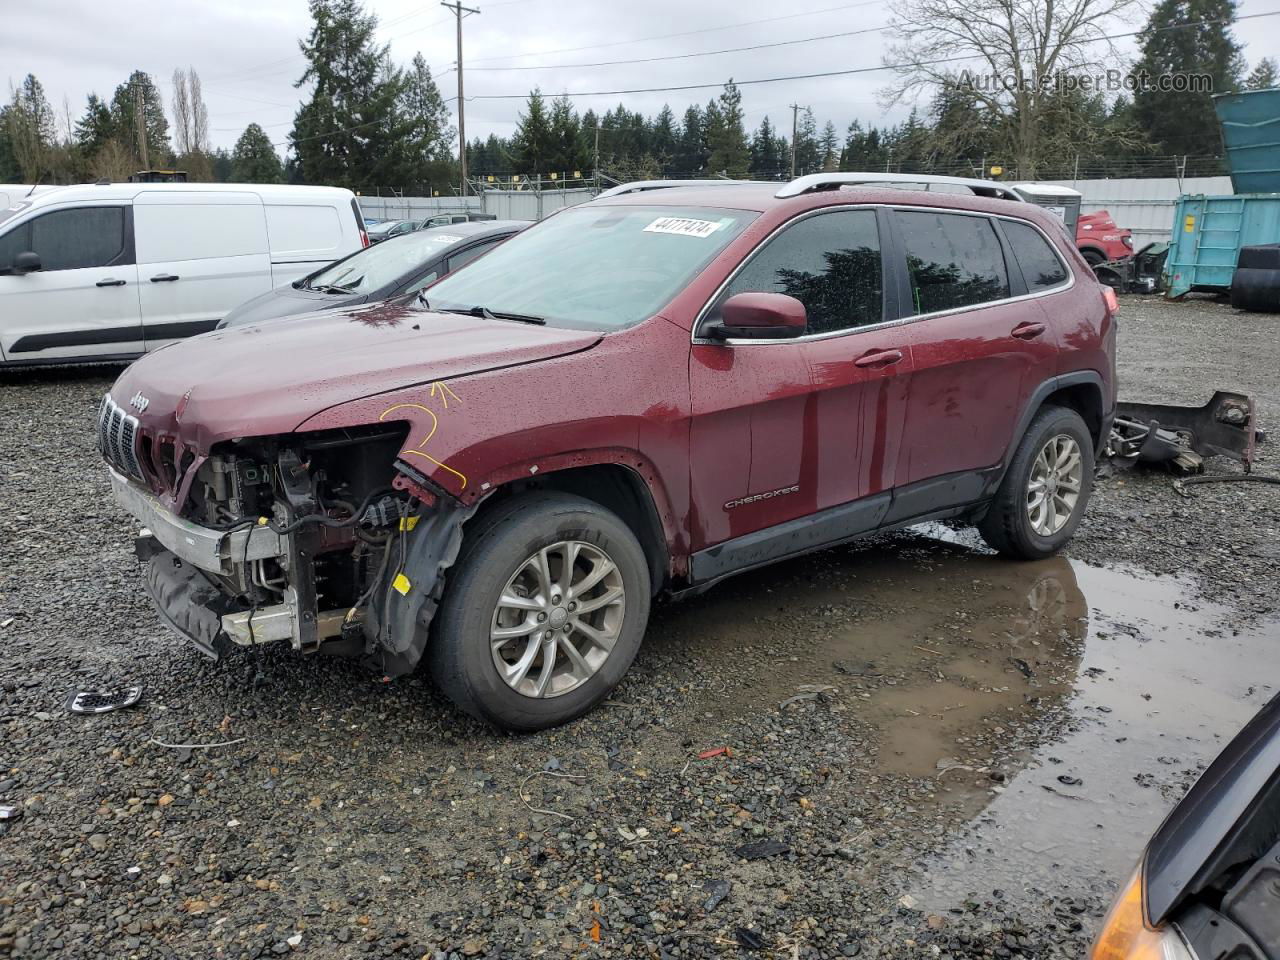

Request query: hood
[
  {"left": 220, "top": 284, "right": 358, "bottom": 328},
  {"left": 1144, "top": 691, "right": 1280, "bottom": 924},
  {"left": 111, "top": 302, "right": 601, "bottom": 455}
]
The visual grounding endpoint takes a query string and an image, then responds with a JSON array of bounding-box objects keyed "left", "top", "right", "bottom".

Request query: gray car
[{"left": 218, "top": 220, "right": 528, "bottom": 329}]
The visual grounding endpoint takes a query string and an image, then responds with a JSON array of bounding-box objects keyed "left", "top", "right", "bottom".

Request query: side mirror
[
  {"left": 710, "top": 292, "right": 807, "bottom": 340},
  {"left": 13, "top": 251, "right": 41, "bottom": 274}
]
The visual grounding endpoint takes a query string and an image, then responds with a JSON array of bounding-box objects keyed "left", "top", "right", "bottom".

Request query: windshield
[
  {"left": 423, "top": 204, "right": 756, "bottom": 330},
  {"left": 306, "top": 229, "right": 469, "bottom": 293}
]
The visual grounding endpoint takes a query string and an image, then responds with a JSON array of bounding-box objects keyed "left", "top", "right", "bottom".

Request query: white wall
[
  {"left": 357, "top": 187, "right": 594, "bottom": 223},
  {"left": 1043, "top": 177, "right": 1235, "bottom": 246}
]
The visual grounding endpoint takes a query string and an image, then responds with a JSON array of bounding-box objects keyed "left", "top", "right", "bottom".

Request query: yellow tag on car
[
  {"left": 392, "top": 573, "right": 411, "bottom": 595},
  {"left": 399, "top": 516, "right": 419, "bottom": 531}
]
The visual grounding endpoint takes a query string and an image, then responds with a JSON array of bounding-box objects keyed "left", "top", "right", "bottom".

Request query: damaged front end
[{"left": 104, "top": 410, "right": 473, "bottom": 676}]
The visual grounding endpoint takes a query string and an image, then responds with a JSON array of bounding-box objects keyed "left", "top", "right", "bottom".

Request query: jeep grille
[{"left": 98, "top": 395, "right": 144, "bottom": 481}]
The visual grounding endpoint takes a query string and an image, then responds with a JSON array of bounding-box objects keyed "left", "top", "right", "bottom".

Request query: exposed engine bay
[{"left": 113, "top": 420, "right": 473, "bottom": 677}]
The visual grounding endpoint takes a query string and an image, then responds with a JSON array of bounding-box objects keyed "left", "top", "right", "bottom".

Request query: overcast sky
[{"left": 4, "top": 0, "right": 1279, "bottom": 158}]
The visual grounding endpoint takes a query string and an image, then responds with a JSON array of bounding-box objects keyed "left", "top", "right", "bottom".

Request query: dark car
[
  {"left": 1091, "top": 692, "right": 1280, "bottom": 960},
  {"left": 102, "top": 174, "right": 1115, "bottom": 731},
  {"left": 217, "top": 220, "right": 528, "bottom": 329},
  {"left": 366, "top": 219, "right": 419, "bottom": 243}
]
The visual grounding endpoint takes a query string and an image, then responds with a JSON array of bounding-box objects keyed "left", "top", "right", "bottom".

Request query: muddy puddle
[{"left": 643, "top": 524, "right": 1279, "bottom": 909}]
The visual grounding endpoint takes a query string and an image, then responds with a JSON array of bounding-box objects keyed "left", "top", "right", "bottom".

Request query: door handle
[
  {"left": 150, "top": 274, "right": 180, "bottom": 283},
  {"left": 96, "top": 278, "right": 126, "bottom": 287},
  {"left": 853, "top": 349, "right": 904, "bottom": 368},
  {"left": 1011, "top": 321, "right": 1046, "bottom": 340}
]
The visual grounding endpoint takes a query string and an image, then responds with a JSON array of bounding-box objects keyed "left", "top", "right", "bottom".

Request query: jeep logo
[{"left": 129, "top": 391, "right": 150, "bottom": 414}]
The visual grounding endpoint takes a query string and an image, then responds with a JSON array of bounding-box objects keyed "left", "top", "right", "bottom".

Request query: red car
[
  {"left": 101, "top": 174, "right": 1118, "bottom": 730},
  {"left": 1077, "top": 209, "right": 1134, "bottom": 265}
]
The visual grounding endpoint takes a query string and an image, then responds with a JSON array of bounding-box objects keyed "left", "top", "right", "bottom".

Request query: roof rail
[
  {"left": 775, "top": 172, "right": 1025, "bottom": 202},
  {"left": 594, "top": 178, "right": 761, "bottom": 200}
]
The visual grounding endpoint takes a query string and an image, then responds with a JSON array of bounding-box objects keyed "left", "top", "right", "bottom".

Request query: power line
[
  {"left": 466, "top": 24, "right": 890, "bottom": 71},
  {"left": 462, "top": 0, "right": 885, "bottom": 65},
  {"left": 461, "top": 8, "right": 1280, "bottom": 99}
]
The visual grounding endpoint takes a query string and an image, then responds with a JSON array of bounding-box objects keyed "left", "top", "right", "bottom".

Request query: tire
[
  {"left": 978, "top": 405, "right": 1095, "bottom": 560},
  {"left": 429, "top": 491, "right": 651, "bottom": 731},
  {"left": 1080, "top": 248, "right": 1106, "bottom": 267}
]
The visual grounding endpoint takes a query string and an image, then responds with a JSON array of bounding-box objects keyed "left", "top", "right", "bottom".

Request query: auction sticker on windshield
[
  {"left": 644, "top": 217, "right": 723, "bottom": 239},
  {"left": 429, "top": 234, "right": 464, "bottom": 243}
]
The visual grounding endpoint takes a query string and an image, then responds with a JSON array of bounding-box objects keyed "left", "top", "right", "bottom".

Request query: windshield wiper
[
  {"left": 312, "top": 283, "right": 356, "bottom": 295},
  {"left": 438, "top": 304, "right": 546, "bottom": 325}
]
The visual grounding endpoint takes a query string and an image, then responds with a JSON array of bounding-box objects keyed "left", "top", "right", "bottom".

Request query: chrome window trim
[{"left": 691, "top": 203, "right": 1075, "bottom": 347}]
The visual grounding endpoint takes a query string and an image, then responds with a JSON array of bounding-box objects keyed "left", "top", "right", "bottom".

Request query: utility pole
[
  {"left": 788, "top": 103, "right": 801, "bottom": 179},
  {"left": 133, "top": 81, "right": 149, "bottom": 169},
  {"left": 442, "top": 1, "right": 480, "bottom": 196}
]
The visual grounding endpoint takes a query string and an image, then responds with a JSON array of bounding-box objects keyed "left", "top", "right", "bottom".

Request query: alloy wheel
[
  {"left": 1026, "top": 433, "right": 1083, "bottom": 536},
  {"left": 489, "top": 540, "right": 625, "bottom": 698}
]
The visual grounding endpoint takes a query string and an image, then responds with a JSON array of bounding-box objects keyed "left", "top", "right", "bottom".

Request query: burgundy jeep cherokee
[{"left": 101, "top": 174, "right": 1118, "bottom": 730}]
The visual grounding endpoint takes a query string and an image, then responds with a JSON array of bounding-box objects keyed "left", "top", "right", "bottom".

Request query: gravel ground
[{"left": 1, "top": 293, "right": 1277, "bottom": 960}]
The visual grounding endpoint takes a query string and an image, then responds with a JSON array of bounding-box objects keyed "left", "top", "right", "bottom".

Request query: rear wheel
[
  {"left": 430, "top": 492, "right": 650, "bottom": 730},
  {"left": 979, "top": 405, "right": 1094, "bottom": 559}
]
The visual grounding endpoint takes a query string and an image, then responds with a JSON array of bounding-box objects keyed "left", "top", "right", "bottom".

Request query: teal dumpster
[
  {"left": 1164, "top": 89, "right": 1280, "bottom": 297},
  {"left": 1213, "top": 88, "right": 1280, "bottom": 194},
  {"left": 1166, "top": 194, "right": 1280, "bottom": 297}
]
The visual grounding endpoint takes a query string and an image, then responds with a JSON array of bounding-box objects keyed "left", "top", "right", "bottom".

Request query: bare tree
[
  {"left": 170, "top": 67, "right": 210, "bottom": 157},
  {"left": 172, "top": 68, "right": 193, "bottom": 155},
  {"left": 881, "top": 0, "right": 1143, "bottom": 177},
  {"left": 189, "top": 70, "right": 209, "bottom": 153}
]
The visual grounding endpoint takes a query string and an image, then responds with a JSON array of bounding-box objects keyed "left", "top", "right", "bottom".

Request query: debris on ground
[{"left": 64, "top": 685, "right": 143, "bottom": 715}]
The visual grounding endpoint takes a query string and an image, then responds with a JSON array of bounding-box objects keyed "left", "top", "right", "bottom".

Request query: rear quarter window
[
  {"left": 265, "top": 204, "right": 343, "bottom": 261},
  {"left": 897, "top": 210, "right": 1010, "bottom": 314},
  {"left": 1003, "top": 220, "right": 1070, "bottom": 290}
]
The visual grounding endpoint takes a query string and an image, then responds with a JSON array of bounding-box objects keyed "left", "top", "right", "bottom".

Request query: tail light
[
  {"left": 1091, "top": 867, "right": 1192, "bottom": 960},
  {"left": 1103, "top": 286, "right": 1119, "bottom": 315}
]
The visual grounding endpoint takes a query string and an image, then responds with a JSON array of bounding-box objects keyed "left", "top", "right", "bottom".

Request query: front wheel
[
  {"left": 430, "top": 492, "right": 651, "bottom": 731},
  {"left": 979, "top": 405, "right": 1095, "bottom": 559}
]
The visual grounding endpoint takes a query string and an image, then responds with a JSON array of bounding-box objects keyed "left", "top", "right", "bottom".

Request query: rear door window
[
  {"left": 718, "top": 209, "right": 884, "bottom": 336},
  {"left": 446, "top": 239, "right": 501, "bottom": 272},
  {"left": 17, "top": 207, "right": 129, "bottom": 272},
  {"left": 896, "top": 211, "right": 1010, "bottom": 314},
  {"left": 1002, "top": 220, "right": 1069, "bottom": 290}
]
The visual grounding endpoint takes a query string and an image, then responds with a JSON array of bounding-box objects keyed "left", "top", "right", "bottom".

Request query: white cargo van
[{"left": 0, "top": 183, "right": 366, "bottom": 366}]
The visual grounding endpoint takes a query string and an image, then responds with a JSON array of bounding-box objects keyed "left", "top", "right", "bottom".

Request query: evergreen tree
[
  {"left": 750, "top": 116, "right": 784, "bottom": 178},
  {"left": 108, "top": 70, "right": 169, "bottom": 166},
  {"left": 795, "top": 107, "right": 819, "bottom": 174},
  {"left": 75, "top": 94, "right": 115, "bottom": 158},
  {"left": 210, "top": 147, "right": 233, "bottom": 181},
  {"left": 290, "top": 0, "right": 405, "bottom": 190},
  {"left": 232, "top": 123, "right": 284, "bottom": 182},
  {"left": 1131, "top": 0, "right": 1245, "bottom": 156},
  {"left": 651, "top": 105, "right": 677, "bottom": 168},
  {"left": 547, "top": 94, "right": 584, "bottom": 174},
  {"left": 398, "top": 52, "right": 456, "bottom": 190},
  {"left": 4, "top": 75, "right": 58, "bottom": 181},
  {"left": 1246, "top": 56, "right": 1278, "bottom": 88},
  {"left": 706, "top": 81, "right": 749, "bottom": 178},
  {"left": 510, "top": 89, "right": 553, "bottom": 174},
  {"left": 674, "top": 105, "right": 706, "bottom": 175},
  {"left": 819, "top": 120, "right": 839, "bottom": 170}
]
